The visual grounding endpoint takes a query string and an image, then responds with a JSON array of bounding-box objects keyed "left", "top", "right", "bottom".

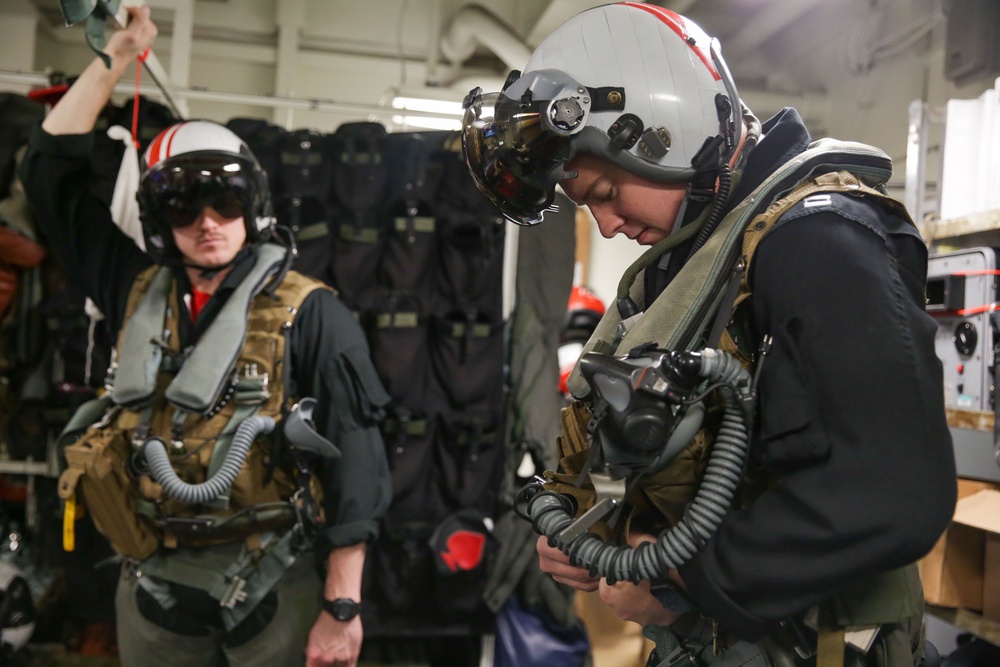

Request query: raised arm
[{"left": 44, "top": 6, "right": 158, "bottom": 136}]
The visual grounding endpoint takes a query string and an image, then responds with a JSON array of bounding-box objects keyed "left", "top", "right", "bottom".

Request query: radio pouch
[{"left": 58, "top": 428, "right": 159, "bottom": 560}]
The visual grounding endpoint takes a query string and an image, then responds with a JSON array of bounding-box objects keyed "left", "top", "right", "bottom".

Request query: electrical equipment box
[{"left": 927, "top": 247, "right": 1000, "bottom": 411}]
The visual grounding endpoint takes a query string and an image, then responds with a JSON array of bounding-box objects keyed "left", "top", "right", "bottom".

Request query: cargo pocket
[
  {"left": 332, "top": 344, "right": 392, "bottom": 431},
  {"left": 756, "top": 318, "right": 830, "bottom": 466},
  {"left": 380, "top": 408, "right": 437, "bottom": 515},
  {"left": 366, "top": 292, "right": 430, "bottom": 407},
  {"left": 366, "top": 521, "right": 436, "bottom": 615},
  {"left": 379, "top": 208, "right": 438, "bottom": 304},
  {"left": 435, "top": 207, "right": 504, "bottom": 312},
  {"left": 428, "top": 310, "right": 503, "bottom": 410},
  {"left": 330, "top": 216, "right": 385, "bottom": 310},
  {"left": 437, "top": 414, "right": 502, "bottom": 509},
  {"left": 277, "top": 198, "right": 334, "bottom": 285}
]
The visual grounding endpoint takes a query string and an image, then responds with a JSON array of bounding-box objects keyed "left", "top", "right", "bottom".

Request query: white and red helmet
[
  {"left": 137, "top": 120, "right": 273, "bottom": 263},
  {"left": 462, "top": 3, "right": 743, "bottom": 225}
]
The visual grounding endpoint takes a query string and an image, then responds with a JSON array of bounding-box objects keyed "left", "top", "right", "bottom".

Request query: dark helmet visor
[
  {"left": 141, "top": 154, "right": 256, "bottom": 229},
  {"left": 462, "top": 91, "right": 573, "bottom": 226}
]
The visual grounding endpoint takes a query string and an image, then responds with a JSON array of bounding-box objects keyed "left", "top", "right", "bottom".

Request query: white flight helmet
[
  {"left": 137, "top": 120, "right": 275, "bottom": 263},
  {"left": 462, "top": 2, "right": 743, "bottom": 225}
]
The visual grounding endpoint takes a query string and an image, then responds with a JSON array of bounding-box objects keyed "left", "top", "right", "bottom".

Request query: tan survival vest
[{"left": 58, "top": 248, "right": 329, "bottom": 561}]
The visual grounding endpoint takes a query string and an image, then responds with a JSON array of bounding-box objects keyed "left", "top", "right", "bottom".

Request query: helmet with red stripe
[
  {"left": 137, "top": 120, "right": 273, "bottom": 263},
  {"left": 461, "top": 2, "right": 744, "bottom": 225}
]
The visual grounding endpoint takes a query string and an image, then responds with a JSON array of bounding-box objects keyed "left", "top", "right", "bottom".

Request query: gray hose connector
[
  {"left": 527, "top": 348, "right": 751, "bottom": 584},
  {"left": 143, "top": 416, "right": 276, "bottom": 505}
]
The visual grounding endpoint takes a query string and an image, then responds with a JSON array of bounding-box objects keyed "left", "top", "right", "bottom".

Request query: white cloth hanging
[{"left": 106, "top": 124, "right": 146, "bottom": 251}]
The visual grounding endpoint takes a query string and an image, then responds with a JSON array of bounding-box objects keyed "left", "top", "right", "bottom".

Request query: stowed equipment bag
[{"left": 60, "top": 426, "right": 160, "bottom": 560}]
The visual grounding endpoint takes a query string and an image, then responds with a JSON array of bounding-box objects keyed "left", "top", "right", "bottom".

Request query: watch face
[{"left": 326, "top": 598, "right": 361, "bottom": 621}]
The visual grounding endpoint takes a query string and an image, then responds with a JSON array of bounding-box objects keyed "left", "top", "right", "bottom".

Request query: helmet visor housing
[{"left": 462, "top": 90, "right": 574, "bottom": 226}]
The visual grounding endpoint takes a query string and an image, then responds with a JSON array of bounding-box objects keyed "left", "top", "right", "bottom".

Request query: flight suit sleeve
[
  {"left": 18, "top": 125, "right": 152, "bottom": 330},
  {"left": 289, "top": 288, "right": 392, "bottom": 552},
  {"left": 677, "top": 203, "right": 956, "bottom": 640}
]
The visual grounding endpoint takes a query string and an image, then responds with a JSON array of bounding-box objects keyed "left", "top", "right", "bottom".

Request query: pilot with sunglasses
[{"left": 20, "top": 8, "right": 390, "bottom": 667}]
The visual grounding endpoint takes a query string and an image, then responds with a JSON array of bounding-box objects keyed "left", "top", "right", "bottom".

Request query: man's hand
[
  {"left": 305, "top": 613, "right": 362, "bottom": 667},
  {"left": 537, "top": 530, "right": 690, "bottom": 627},
  {"left": 105, "top": 5, "right": 158, "bottom": 65},
  {"left": 42, "top": 5, "right": 159, "bottom": 135},
  {"left": 598, "top": 531, "right": 687, "bottom": 627},
  {"left": 535, "top": 535, "right": 600, "bottom": 592}
]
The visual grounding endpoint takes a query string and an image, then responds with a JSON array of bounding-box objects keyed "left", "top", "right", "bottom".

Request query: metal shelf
[
  {"left": 923, "top": 210, "right": 1000, "bottom": 248},
  {"left": 0, "top": 459, "right": 57, "bottom": 477}
]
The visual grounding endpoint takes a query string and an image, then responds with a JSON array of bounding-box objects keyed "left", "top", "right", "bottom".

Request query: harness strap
[
  {"left": 203, "top": 401, "right": 263, "bottom": 509},
  {"left": 137, "top": 528, "right": 300, "bottom": 631},
  {"left": 113, "top": 266, "right": 172, "bottom": 406}
]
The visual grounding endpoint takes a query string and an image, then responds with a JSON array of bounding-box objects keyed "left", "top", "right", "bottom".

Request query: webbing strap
[
  {"left": 204, "top": 401, "right": 263, "bottom": 509},
  {"left": 294, "top": 222, "right": 329, "bottom": 242},
  {"left": 138, "top": 529, "right": 300, "bottom": 631},
  {"left": 816, "top": 629, "right": 845, "bottom": 667},
  {"left": 113, "top": 267, "right": 172, "bottom": 406}
]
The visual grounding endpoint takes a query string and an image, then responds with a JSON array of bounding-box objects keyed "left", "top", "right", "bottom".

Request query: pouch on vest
[
  {"left": 379, "top": 134, "right": 442, "bottom": 302},
  {"left": 366, "top": 290, "right": 429, "bottom": 407},
  {"left": 428, "top": 309, "right": 503, "bottom": 410},
  {"left": 330, "top": 122, "right": 389, "bottom": 309},
  {"left": 58, "top": 427, "right": 159, "bottom": 560}
]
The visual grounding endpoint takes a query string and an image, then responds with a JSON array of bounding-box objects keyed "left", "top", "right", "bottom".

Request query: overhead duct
[{"left": 439, "top": 4, "right": 532, "bottom": 74}]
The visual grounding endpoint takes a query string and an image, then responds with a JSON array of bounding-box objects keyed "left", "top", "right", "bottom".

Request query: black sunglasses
[{"left": 162, "top": 190, "right": 246, "bottom": 229}]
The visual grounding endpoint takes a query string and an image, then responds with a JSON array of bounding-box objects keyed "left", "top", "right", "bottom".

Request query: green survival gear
[
  {"left": 544, "top": 140, "right": 925, "bottom": 667},
  {"left": 57, "top": 244, "right": 331, "bottom": 626}
]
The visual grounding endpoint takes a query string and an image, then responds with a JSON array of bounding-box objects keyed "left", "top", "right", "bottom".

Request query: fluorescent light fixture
[{"left": 390, "top": 94, "right": 464, "bottom": 131}]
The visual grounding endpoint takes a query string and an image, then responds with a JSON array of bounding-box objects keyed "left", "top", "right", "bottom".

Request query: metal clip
[
  {"left": 219, "top": 576, "right": 248, "bottom": 609},
  {"left": 557, "top": 496, "right": 618, "bottom": 543}
]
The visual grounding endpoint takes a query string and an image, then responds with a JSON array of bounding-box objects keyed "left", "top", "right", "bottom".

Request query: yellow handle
[{"left": 63, "top": 493, "right": 76, "bottom": 552}]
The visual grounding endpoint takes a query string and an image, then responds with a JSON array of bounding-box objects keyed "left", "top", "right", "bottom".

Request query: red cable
[{"left": 132, "top": 49, "right": 150, "bottom": 149}]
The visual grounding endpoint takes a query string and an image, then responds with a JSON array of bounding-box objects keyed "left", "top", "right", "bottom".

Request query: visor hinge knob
[{"left": 549, "top": 98, "right": 585, "bottom": 133}]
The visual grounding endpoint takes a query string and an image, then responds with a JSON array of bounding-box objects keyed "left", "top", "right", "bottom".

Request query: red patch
[{"left": 439, "top": 530, "right": 487, "bottom": 572}]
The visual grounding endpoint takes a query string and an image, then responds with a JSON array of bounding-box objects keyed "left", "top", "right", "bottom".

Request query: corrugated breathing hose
[
  {"left": 142, "top": 415, "right": 276, "bottom": 504},
  {"left": 525, "top": 349, "right": 751, "bottom": 584}
]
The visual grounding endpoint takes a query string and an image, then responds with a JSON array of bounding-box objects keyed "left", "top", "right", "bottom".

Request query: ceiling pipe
[{"left": 439, "top": 4, "right": 532, "bottom": 75}]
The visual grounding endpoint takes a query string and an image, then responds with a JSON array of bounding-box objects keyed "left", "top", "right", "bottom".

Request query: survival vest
[
  {"left": 57, "top": 244, "right": 329, "bottom": 561},
  {"left": 553, "top": 139, "right": 924, "bottom": 667}
]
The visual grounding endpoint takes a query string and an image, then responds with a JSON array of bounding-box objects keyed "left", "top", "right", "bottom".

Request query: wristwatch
[{"left": 322, "top": 597, "right": 361, "bottom": 621}]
